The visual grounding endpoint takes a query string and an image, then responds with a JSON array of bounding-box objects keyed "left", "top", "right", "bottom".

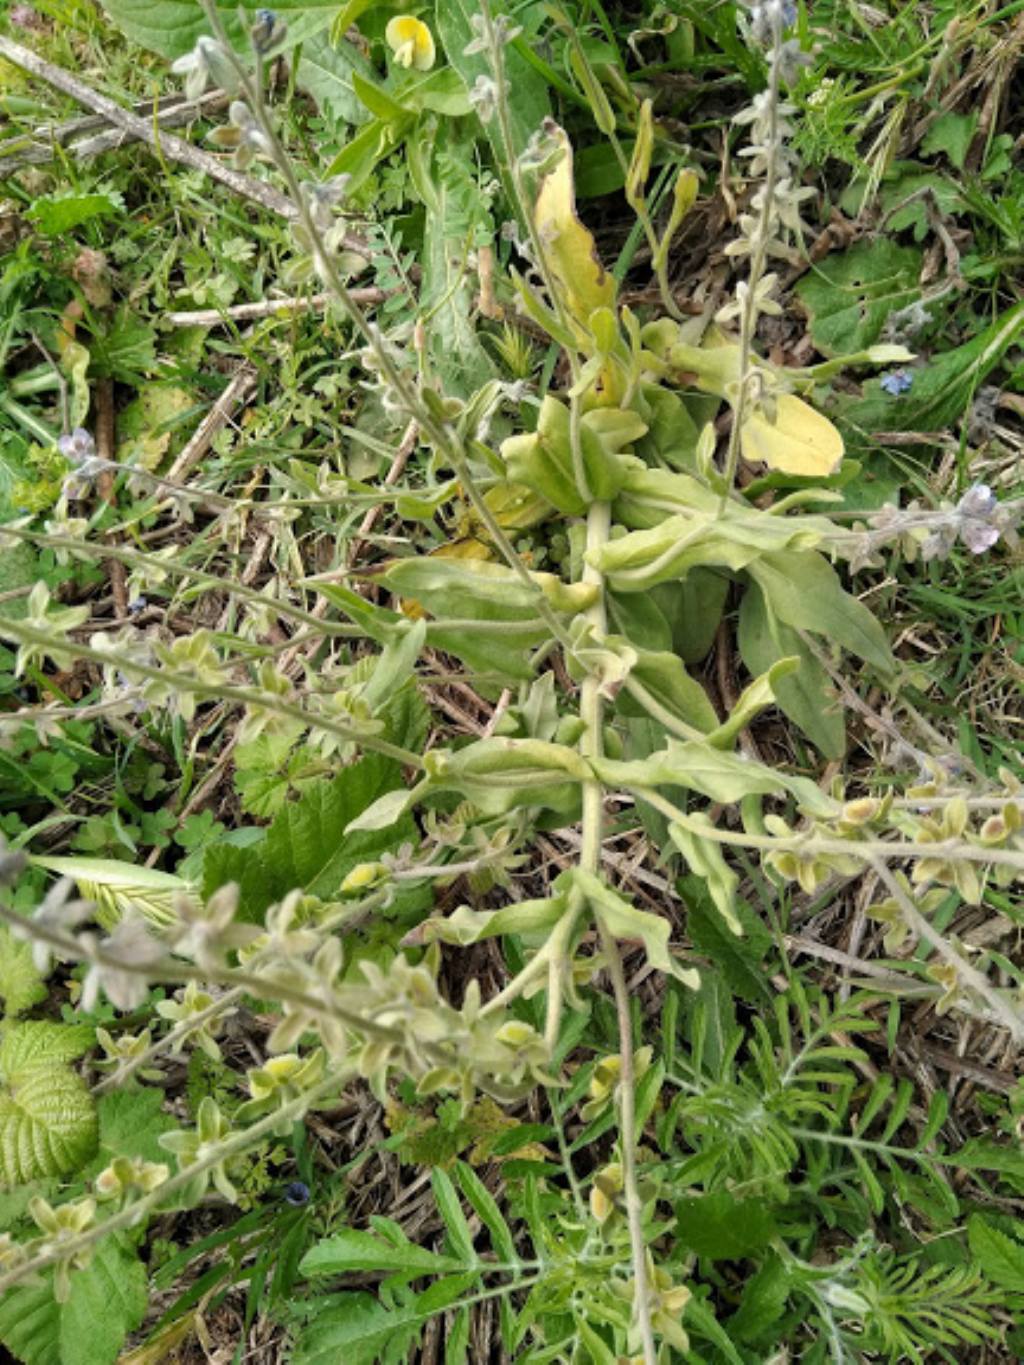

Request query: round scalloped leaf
[{"left": 0, "top": 1064, "right": 97, "bottom": 1188}]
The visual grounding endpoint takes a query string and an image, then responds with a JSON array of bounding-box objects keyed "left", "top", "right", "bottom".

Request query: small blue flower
[
  {"left": 284, "top": 1180, "right": 310, "bottom": 1206},
  {"left": 880, "top": 369, "right": 913, "bottom": 397}
]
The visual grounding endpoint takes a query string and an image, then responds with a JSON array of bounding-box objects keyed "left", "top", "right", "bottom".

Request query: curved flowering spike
[{"left": 385, "top": 15, "right": 436, "bottom": 70}]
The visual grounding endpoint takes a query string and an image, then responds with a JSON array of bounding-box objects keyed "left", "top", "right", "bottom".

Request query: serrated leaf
[
  {"left": 300, "top": 1228, "right": 462, "bottom": 1277},
  {"left": 0, "top": 925, "right": 47, "bottom": 1016},
  {"left": 967, "top": 1215, "right": 1024, "bottom": 1290},
  {"left": 0, "top": 1023, "right": 98, "bottom": 1187},
  {"left": 431, "top": 1168, "right": 476, "bottom": 1263},
  {"left": 921, "top": 111, "right": 979, "bottom": 171},
  {"left": 795, "top": 240, "right": 922, "bottom": 357},
  {"left": 80, "top": 1089, "right": 174, "bottom": 1180},
  {"left": 204, "top": 755, "right": 421, "bottom": 918},
  {"left": 454, "top": 1161, "right": 516, "bottom": 1262},
  {"left": 675, "top": 1190, "right": 777, "bottom": 1260},
  {"left": 0, "top": 1234, "right": 146, "bottom": 1365},
  {"left": 290, "top": 1290, "right": 426, "bottom": 1365},
  {"left": 27, "top": 193, "right": 123, "bottom": 237},
  {"left": 680, "top": 875, "right": 772, "bottom": 1004}
]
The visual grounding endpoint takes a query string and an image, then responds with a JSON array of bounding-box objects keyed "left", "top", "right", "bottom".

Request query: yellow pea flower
[{"left": 385, "top": 15, "right": 436, "bottom": 70}]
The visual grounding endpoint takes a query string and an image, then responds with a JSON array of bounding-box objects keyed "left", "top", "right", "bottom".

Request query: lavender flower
[
  {"left": 956, "top": 483, "right": 1001, "bottom": 555},
  {"left": 58, "top": 428, "right": 107, "bottom": 500},
  {"left": 880, "top": 369, "right": 913, "bottom": 396}
]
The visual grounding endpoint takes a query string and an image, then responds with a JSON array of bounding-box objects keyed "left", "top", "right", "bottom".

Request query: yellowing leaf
[
  {"left": 533, "top": 122, "right": 616, "bottom": 334},
  {"left": 399, "top": 538, "right": 492, "bottom": 618},
  {"left": 740, "top": 393, "right": 844, "bottom": 478}
]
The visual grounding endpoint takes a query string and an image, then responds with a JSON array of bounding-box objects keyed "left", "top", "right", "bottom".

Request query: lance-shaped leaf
[
  {"left": 404, "top": 895, "right": 566, "bottom": 947},
  {"left": 533, "top": 121, "right": 616, "bottom": 335},
  {"left": 574, "top": 869, "right": 699, "bottom": 989},
  {"left": 593, "top": 739, "right": 838, "bottom": 815},
  {"left": 31, "top": 857, "right": 197, "bottom": 929}
]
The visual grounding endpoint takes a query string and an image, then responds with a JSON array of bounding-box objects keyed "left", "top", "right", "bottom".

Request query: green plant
[{"left": 0, "top": 0, "right": 1023, "bottom": 1360}]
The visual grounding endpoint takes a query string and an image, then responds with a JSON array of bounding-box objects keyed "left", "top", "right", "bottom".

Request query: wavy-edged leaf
[{"left": 532, "top": 123, "right": 616, "bottom": 335}]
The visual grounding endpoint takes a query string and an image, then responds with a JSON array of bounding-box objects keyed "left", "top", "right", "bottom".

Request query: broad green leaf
[
  {"left": 97, "top": 0, "right": 335, "bottom": 57},
  {"left": 408, "top": 896, "right": 565, "bottom": 947},
  {"left": 283, "top": 1290, "right": 426, "bottom": 1365},
  {"left": 737, "top": 582, "right": 846, "bottom": 758},
  {"left": 325, "top": 115, "right": 415, "bottom": 190},
  {"left": 921, "top": 111, "right": 978, "bottom": 170},
  {"left": 618, "top": 644, "right": 719, "bottom": 735},
  {"left": 795, "top": 240, "right": 922, "bottom": 357},
  {"left": 728, "top": 1255, "right": 791, "bottom": 1343},
  {"left": 0, "top": 1234, "right": 146, "bottom": 1365},
  {"left": 81, "top": 1090, "right": 175, "bottom": 1179},
  {"left": 378, "top": 554, "right": 595, "bottom": 623},
  {"left": 679, "top": 874, "right": 772, "bottom": 1004},
  {"left": 746, "top": 550, "right": 894, "bottom": 677},
  {"left": 576, "top": 869, "right": 699, "bottom": 989},
  {"left": 301, "top": 1228, "right": 463, "bottom": 1276},
  {"left": 28, "top": 192, "right": 123, "bottom": 237},
  {"left": 351, "top": 70, "right": 409, "bottom": 122},
  {"left": 434, "top": 0, "right": 549, "bottom": 182},
  {"left": 590, "top": 505, "right": 825, "bottom": 592},
  {"left": 594, "top": 739, "right": 837, "bottom": 815},
  {"left": 704, "top": 658, "right": 798, "bottom": 749},
  {"left": 676, "top": 1190, "right": 777, "bottom": 1260},
  {"left": 672, "top": 826, "right": 742, "bottom": 937},
  {"left": 0, "top": 541, "right": 38, "bottom": 620},
  {"left": 0, "top": 1023, "right": 97, "bottom": 1187},
  {"left": 967, "top": 1215, "right": 1024, "bottom": 1290},
  {"left": 203, "top": 755, "right": 421, "bottom": 916},
  {"left": 360, "top": 619, "right": 426, "bottom": 714},
  {"left": 416, "top": 126, "right": 494, "bottom": 397},
  {"left": 298, "top": 29, "right": 374, "bottom": 125}
]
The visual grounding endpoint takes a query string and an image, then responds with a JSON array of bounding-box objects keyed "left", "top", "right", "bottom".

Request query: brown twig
[
  {"left": 165, "top": 364, "right": 258, "bottom": 485},
  {"left": 0, "top": 36, "right": 368, "bottom": 255},
  {"left": 0, "top": 89, "right": 229, "bottom": 176},
  {"left": 164, "top": 288, "right": 388, "bottom": 328},
  {"left": 94, "top": 379, "right": 129, "bottom": 618}
]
